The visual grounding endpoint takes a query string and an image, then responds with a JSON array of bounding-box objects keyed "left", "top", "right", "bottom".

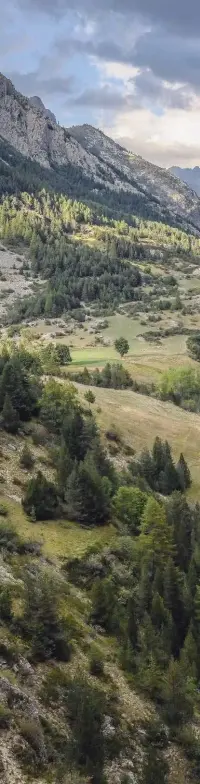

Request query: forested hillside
[
  {"left": 0, "top": 340, "right": 198, "bottom": 784},
  {"left": 1, "top": 76, "right": 200, "bottom": 784}
]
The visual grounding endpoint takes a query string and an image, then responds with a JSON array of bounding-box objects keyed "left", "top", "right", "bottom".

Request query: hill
[{"left": 170, "top": 166, "right": 200, "bottom": 197}]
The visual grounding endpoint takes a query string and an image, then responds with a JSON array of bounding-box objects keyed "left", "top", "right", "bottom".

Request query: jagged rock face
[
  {"left": 29, "top": 96, "right": 56, "bottom": 124},
  {"left": 0, "top": 73, "right": 98, "bottom": 172},
  {"left": 1, "top": 72, "right": 200, "bottom": 230}
]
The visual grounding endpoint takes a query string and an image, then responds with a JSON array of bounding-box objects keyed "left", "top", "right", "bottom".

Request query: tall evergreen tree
[
  {"left": 1, "top": 393, "right": 19, "bottom": 434},
  {"left": 176, "top": 453, "right": 191, "bottom": 491}
]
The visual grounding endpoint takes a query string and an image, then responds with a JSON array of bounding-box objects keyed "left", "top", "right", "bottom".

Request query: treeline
[
  {"left": 70, "top": 361, "right": 200, "bottom": 415},
  {"left": 70, "top": 362, "right": 155, "bottom": 395}
]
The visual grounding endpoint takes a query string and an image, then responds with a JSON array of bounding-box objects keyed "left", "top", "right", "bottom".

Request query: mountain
[
  {"left": 29, "top": 95, "right": 56, "bottom": 124},
  {"left": 170, "top": 165, "right": 200, "bottom": 197},
  {"left": 1, "top": 71, "right": 200, "bottom": 230}
]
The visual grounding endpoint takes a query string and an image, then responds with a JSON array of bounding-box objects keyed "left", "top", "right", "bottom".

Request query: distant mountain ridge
[
  {"left": 1, "top": 71, "right": 200, "bottom": 231},
  {"left": 169, "top": 165, "right": 200, "bottom": 197}
]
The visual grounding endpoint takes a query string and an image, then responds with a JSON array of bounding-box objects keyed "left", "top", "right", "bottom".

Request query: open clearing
[{"left": 1, "top": 497, "right": 116, "bottom": 560}]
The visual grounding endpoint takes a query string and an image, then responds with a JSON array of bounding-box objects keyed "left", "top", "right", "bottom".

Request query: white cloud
[
  {"left": 97, "top": 60, "right": 139, "bottom": 81},
  {"left": 104, "top": 102, "right": 200, "bottom": 167}
]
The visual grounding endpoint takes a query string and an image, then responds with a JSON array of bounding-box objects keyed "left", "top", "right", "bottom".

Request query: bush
[
  {"left": 0, "top": 586, "right": 13, "bottom": 622},
  {"left": 112, "top": 486, "right": 147, "bottom": 534},
  {"left": 142, "top": 745, "right": 169, "bottom": 784},
  {"left": 21, "top": 570, "right": 72, "bottom": 662},
  {"left": 62, "top": 675, "right": 107, "bottom": 781},
  {"left": 18, "top": 718, "right": 44, "bottom": 756},
  {"left": 84, "top": 390, "right": 96, "bottom": 405},
  {"left": 20, "top": 444, "right": 35, "bottom": 470},
  {"left": 1, "top": 393, "right": 19, "bottom": 434},
  {"left": 0, "top": 703, "right": 12, "bottom": 728},
  {"left": 89, "top": 646, "right": 105, "bottom": 678},
  {"left": 22, "top": 471, "right": 59, "bottom": 521},
  {"left": 0, "top": 503, "right": 8, "bottom": 517}
]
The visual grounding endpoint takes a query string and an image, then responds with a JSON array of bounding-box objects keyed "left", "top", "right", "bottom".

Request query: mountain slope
[
  {"left": 1, "top": 71, "right": 200, "bottom": 230},
  {"left": 69, "top": 124, "right": 200, "bottom": 230},
  {"left": 170, "top": 165, "right": 200, "bottom": 197}
]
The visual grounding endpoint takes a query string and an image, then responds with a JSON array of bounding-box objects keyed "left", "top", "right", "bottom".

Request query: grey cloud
[
  {"left": 16, "top": 0, "right": 200, "bottom": 36},
  {"left": 7, "top": 70, "right": 74, "bottom": 97},
  {"left": 134, "top": 70, "right": 193, "bottom": 110},
  {"left": 56, "top": 37, "right": 125, "bottom": 63},
  {"left": 134, "top": 32, "right": 200, "bottom": 88},
  {"left": 71, "top": 85, "right": 133, "bottom": 110},
  {"left": 56, "top": 30, "right": 200, "bottom": 95}
]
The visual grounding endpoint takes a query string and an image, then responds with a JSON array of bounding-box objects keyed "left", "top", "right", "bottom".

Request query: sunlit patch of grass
[{"left": 0, "top": 498, "right": 116, "bottom": 560}]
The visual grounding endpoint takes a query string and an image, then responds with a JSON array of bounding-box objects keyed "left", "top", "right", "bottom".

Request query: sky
[{"left": 1, "top": 0, "right": 200, "bottom": 168}]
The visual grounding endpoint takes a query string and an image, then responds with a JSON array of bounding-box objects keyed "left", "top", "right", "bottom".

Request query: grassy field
[
  {"left": 76, "top": 384, "right": 200, "bottom": 500},
  {"left": 1, "top": 497, "right": 116, "bottom": 560},
  {"left": 68, "top": 333, "right": 195, "bottom": 383}
]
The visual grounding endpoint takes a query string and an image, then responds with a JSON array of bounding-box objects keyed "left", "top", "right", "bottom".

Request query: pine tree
[
  {"left": 140, "top": 497, "right": 173, "bottom": 563},
  {"left": 158, "top": 458, "right": 180, "bottom": 495},
  {"left": 176, "top": 453, "right": 191, "bottom": 491},
  {"left": 180, "top": 625, "right": 198, "bottom": 680},
  {"left": 163, "top": 557, "right": 189, "bottom": 655},
  {"left": 65, "top": 463, "right": 83, "bottom": 521},
  {"left": 161, "top": 658, "right": 194, "bottom": 725},
  {"left": 152, "top": 436, "right": 166, "bottom": 476},
  {"left": 1, "top": 393, "right": 19, "bottom": 434},
  {"left": 56, "top": 440, "right": 73, "bottom": 496},
  {"left": 142, "top": 745, "right": 169, "bottom": 784},
  {"left": 166, "top": 493, "right": 193, "bottom": 572}
]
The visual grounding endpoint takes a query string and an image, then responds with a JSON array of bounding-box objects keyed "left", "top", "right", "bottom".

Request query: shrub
[
  {"left": 0, "top": 703, "right": 12, "bottom": 729},
  {"left": 0, "top": 504, "right": 8, "bottom": 517},
  {"left": 20, "top": 444, "right": 35, "bottom": 470},
  {"left": 22, "top": 570, "right": 72, "bottom": 662},
  {"left": 84, "top": 390, "right": 96, "bottom": 405},
  {"left": 22, "top": 471, "right": 59, "bottom": 521},
  {"left": 112, "top": 486, "right": 147, "bottom": 534},
  {"left": 18, "top": 718, "right": 45, "bottom": 755},
  {"left": 1, "top": 394, "right": 19, "bottom": 434},
  {"left": 89, "top": 646, "right": 105, "bottom": 678},
  {"left": 142, "top": 745, "right": 169, "bottom": 784},
  {"left": 63, "top": 675, "right": 106, "bottom": 781}
]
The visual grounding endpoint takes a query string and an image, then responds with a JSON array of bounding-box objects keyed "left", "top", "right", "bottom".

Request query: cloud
[
  {"left": 133, "top": 70, "right": 194, "bottom": 111},
  {"left": 105, "top": 102, "right": 200, "bottom": 168},
  {"left": 133, "top": 31, "right": 200, "bottom": 90},
  {"left": 7, "top": 70, "right": 74, "bottom": 98},
  {"left": 15, "top": 0, "right": 200, "bottom": 36},
  {"left": 71, "top": 85, "right": 134, "bottom": 110}
]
